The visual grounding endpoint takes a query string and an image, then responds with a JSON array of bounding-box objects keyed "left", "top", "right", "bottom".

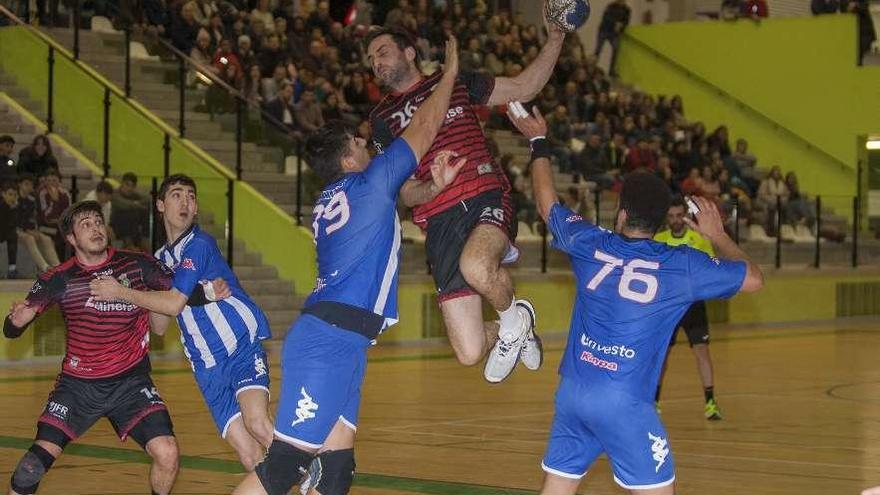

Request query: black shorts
[
  {"left": 37, "top": 366, "right": 173, "bottom": 444},
  {"left": 425, "top": 189, "right": 514, "bottom": 302},
  {"left": 670, "top": 301, "right": 710, "bottom": 346}
]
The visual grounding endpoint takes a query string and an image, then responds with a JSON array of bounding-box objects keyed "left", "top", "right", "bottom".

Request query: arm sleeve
[
  {"left": 170, "top": 239, "right": 213, "bottom": 297},
  {"left": 24, "top": 273, "right": 64, "bottom": 314},
  {"left": 686, "top": 250, "right": 747, "bottom": 301},
  {"left": 547, "top": 202, "right": 605, "bottom": 258},
  {"left": 139, "top": 254, "right": 175, "bottom": 292},
  {"left": 458, "top": 71, "right": 496, "bottom": 106},
  {"left": 364, "top": 138, "right": 419, "bottom": 196},
  {"left": 369, "top": 112, "right": 395, "bottom": 154}
]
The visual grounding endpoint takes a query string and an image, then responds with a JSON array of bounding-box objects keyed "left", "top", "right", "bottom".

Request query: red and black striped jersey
[
  {"left": 370, "top": 70, "right": 511, "bottom": 225},
  {"left": 26, "top": 248, "right": 173, "bottom": 379}
]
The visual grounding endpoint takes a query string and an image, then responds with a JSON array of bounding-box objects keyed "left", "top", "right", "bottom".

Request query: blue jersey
[
  {"left": 305, "top": 138, "right": 417, "bottom": 333},
  {"left": 155, "top": 225, "right": 271, "bottom": 370},
  {"left": 548, "top": 204, "right": 746, "bottom": 400}
]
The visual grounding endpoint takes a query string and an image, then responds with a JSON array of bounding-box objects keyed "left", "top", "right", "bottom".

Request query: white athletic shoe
[
  {"left": 502, "top": 243, "right": 520, "bottom": 265},
  {"left": 516, "top": 300, "right": 542, "bottom": 371},
  {"left": 484, "top": 302, "right": 531, "bottom": 383}
]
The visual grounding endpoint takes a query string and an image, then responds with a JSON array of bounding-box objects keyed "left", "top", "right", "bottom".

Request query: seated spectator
[
  {"left": 294, "top": 90, "right": 325, "bottom": 133},
  {"left": 546, "top": 105, "right": 574, "bottom": 173},
  {"left": 111, "top": 172, "right": 150, "bottom": 252},
  {"left": 84, "top": 180, "right": 114, "bottom": 234},
  {"left": 16, "top": 174, "right": 59, "bottom": 273},
  {"left": 189, "top": 29, "right": 218, "bottom": 85},
  {"left": 742, "top": 0, "right": 769, "bottom": 18},
  {"left": 680, "top": 167, "right": 702, "bottom": 196},
  {"left": 259, "top": 34, "right": 286, "bottom": 78},
  {"left": 274, "top": 17, "right": 289, "bottom": 48},
  {"left": 307, "top": 1, "right": 333, "bottom": 37},
  {"left": 261, "top": 64, "right": 291, "bottom": 103},
  {"left": 192, "top": 0, "right": 219, "bottom": 27},
  {"left": 343, "top": 71, "right": 373, "bottom": 116},
  {"left": 575, "top": 134, "right": 616, "bottom": 189},
  {"left": 757, "top": 165, "right": 790, "bottom": 235},
  {"left": 784, "top": 172, "right": 816, "bottom": 228},
  {"left": 236, "top": 35, "right": 258, "bottom": 70},
  {"left": 624, "top": 137, "right": 657, "bottom": 173},
  {"left": 264, "top": 81, "right": 301, "bottom": 161},
  {"left": 212, "top": 38, "right": 242, "bottom": 76},
  {"left": 0, "top": 135, "right": 16, "bottom": 181},
  {"left": 565, "top": 185, "right": 594, "bottom": 222},
  {"left": 708, "top": 125, "right": 732, "bottom": 157},
  {"left": 811, "top": 0, "right": 840, "bottom": 14},
  {"left": 605, "top": 132, "right": 628, "bottom": 171},
  {"left": 0, "top": 181, "right": 18, "bottom": 278},
  {"left": 206, "top": 60, "right": 242, "bottom": 114},
  {"left": 17, "top": 134, "right": 59, "bottom": 179},
  {"left": 251, "top": 0, "right": 276, "bottom": 34},
  {"left": 37, "top": 169, "right": 71, "bottom": 260},
  {"left": 205, "top": 12, "right": 225, "bottom": 49},
  {"left": 243, "top": 64, "right": 264, "bottom": 106},
  {"left": 301, "top": 40, "right": 328, "bottom": 79},
  {"left": 171, "top": 1, "right": 201, "bottom": 53},
  {"left": 699, "top": 165, "right": 722, "bottom": 201},
  {"left": 461, "top": 37, "right": 485, "bottom": 73},
  {"left": 655, "top": 154, "right": 677, "bottom": 193},
  {"left": 721, "top": 0, "right": 743, "bottom": 20},
  {"left": 142, "top": 0, "right": 169, "bottom": 38},
  {"left": 322, "top": 92, "right": 357, "bottom": 124}
]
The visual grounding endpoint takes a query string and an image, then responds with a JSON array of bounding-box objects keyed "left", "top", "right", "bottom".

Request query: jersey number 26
[
  {"left": 587, "top": 250, "right": 659, "bottom": 303},
  {"left": 312, "top": 191, "right": 350, "bottom": 238}
]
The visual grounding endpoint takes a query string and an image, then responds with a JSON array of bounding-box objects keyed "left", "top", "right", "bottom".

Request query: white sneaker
[
  {"left": 484, "top": 304, "right": 531, "bottom": 383},
  {"left": 502, "top": 243, "right": 520, "bottom": 264},
  {"left": 516, "top": 300, "right": 542, "bottom": 371}
]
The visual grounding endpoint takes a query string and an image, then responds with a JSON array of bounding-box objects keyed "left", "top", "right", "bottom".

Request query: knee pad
[
  {"left": 255, "top": 440, "right": 314, "bottom": 495},
  {"left": 10, "top": 444, "right": 56, "bottom": 495},
  {"left": 307, "top": 449, "right": 355, "bottom": 495}
]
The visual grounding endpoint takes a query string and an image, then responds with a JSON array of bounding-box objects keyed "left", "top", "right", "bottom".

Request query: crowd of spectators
[{"left": 0, "top": 133, "right": 151, "bottom": 278}]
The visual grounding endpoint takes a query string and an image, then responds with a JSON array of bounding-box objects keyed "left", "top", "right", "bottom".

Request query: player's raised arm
[
  {"left": 685, "top": 196, "right": 765, "bottom": 293},
  {"left": 400, "top": 36, "right": 459, "bottom": 162},
  {"left": 90, "top": 277, "right": 232, "bottom": 316},
  {"left": 507, "top": 103, "right": 558, "bottom": 223},
  {"left": 486, "top": 12, "right": 565, "bottom": 107}
]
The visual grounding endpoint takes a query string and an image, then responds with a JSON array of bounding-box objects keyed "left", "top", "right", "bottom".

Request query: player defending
[
  {"left": 89, "top": 174, "right": 275, "bottom": 470},
  {"left": 506, "top": 104, "right": 764, "bottom": 494},
  {"left": 654, "top": 196, "right": 723, "bottom": 420},
  {"left": 3, "top": 201, "right": 179, "bottom": 495},
  {"left": 232, "top": 38, "right": 462, "bottom": 495},
  {"left": 366, "top": 15, "right": 567, "bottom": 383}
]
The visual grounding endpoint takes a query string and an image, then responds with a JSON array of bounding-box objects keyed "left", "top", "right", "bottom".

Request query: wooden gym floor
[{"left": 1, "top": 319, "right": 879, "bottom": 494}]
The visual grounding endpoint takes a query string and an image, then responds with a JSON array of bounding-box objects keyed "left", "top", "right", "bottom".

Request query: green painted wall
[{"left": 618, "top": 15, "right": 880, "bottom": 198}]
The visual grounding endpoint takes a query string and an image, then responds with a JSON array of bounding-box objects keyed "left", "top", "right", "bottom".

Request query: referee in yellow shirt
[{"left": 654, "top": 196, "right": 723, "bottom": 420}]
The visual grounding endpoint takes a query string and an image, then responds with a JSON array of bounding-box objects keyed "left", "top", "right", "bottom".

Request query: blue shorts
[
  {"left": 193, "top": 340, "right": 270, "bottom": 437},
  {"left": 542, "top": 377, "right": 675, "bottom": 490},
  {"left": 274, "top": 314, "right": 369, "bottom": 449}
]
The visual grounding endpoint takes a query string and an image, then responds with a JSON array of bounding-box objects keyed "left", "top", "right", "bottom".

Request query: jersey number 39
[
  {"left": 313, "top": 191, "right": 350, "bottom": 237},
  {"left": 587, "top": 250, "right": 659, "bottom": 303}
]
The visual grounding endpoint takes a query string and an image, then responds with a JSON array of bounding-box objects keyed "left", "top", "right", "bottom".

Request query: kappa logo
[
  {"left": 565, "top": 214, "right": 583, "bottom": 223},
  {"left": 254, "top": 355, "right": 267, "bottom": 378},
  {"left": 291, "top": 387, "right": 319, "bottom": 427},
  {"left": 180, "top": 258, "right": 196, "bottom": 271},
  {"left": 477, "top": 163, "right": 493, "bottom": 175},
  {"left": 648, "top": 432, "right": 669, "bottom": 473},
  {"left": 30, "top": 281, "right": 42, "bottom": 294}
]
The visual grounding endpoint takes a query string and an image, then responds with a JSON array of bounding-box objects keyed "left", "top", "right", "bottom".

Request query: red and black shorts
[
  {"left": 425, "top": 188, "right": 515, "bottom": 303},
  {"left": 37, "top": 364, "right": 174, "bottom": 449},
  {"left": 670, "top": 301, "right": 710, "bottom": 347}
]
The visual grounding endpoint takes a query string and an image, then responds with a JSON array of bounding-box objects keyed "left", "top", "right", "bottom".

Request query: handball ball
[{"left": 544, "top": 0, "right": 591, "bottom": 33}]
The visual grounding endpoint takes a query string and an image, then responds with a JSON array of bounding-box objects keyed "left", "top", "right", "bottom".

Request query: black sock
[
  {"left": 704, "top": 386, "right": 714, "bottom": 402},
  {"left": 655, "top": 384, "right": 662, "bottom": 402}
]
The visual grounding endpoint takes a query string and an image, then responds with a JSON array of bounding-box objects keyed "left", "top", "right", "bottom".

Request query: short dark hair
[
  {"left": 42, "top": 168, "right": 60, "bottom": 179},
  {"left": 60, "top": 200, "right": 105, "bottom": 238},
  {"left": 96, "top": 181, "right": 114, "bottom": 195},
  {"left": 619, "top": 173, "right": 672, "bottom": 234},
  {"left": 0, "top": 135, "right": 14, "bottom": 145},
  {"left": 158, "top": 174, "right": 197, "bottom": 201},
  {"left": 122, "top": 172, "right": 138, "bottom": 184},
  {"left": 17, "top": 173, "right": 35, "bottom": 185},
  {"left": 669, "top": 194, "right": 686, "bottom": 209},
  {"left": 0, "top": 181, "right": 16, "bottom": 192},
  {"left": 304, "top": 120, "right": 356, "bottom": 185},
  {"left": 364, "top": 25, "right": 421, "bottom": 66}
]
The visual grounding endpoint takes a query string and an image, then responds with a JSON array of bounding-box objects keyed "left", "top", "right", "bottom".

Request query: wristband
[{"left": 529, "top": 137, "right": 551, "bottom": 161}]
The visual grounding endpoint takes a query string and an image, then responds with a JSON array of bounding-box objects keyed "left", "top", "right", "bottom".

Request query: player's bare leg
[
  {"left": 239, "top": 388, "right": 274, "bottom": 448},
  {"left": 440, "top": 295, "right": 499, "bottom": 366},
  {"left": 226, "top": 417, "right": 267, "bottom": 471},
  {"left": 302, "top": 419, "right": 357, "bottom": 495},
  {"left": 144, "top": 435, "right": 179, "bottom": 495},
  {"left": 539, "top": 473, "right": 580, "bottom": 495},
  {"left": 691, "top": 344, "right": 714, "bottom": 390},
  {"left": 459, "top": 224, "right": 513, "bottom": 310},
  {"left": 8, "top": 440, "right": 62, "bottom": 495}
]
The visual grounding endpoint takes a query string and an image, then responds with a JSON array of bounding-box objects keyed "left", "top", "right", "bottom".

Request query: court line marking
[{"left": 0, "top": 435, "right": 535, "bottom": 495}]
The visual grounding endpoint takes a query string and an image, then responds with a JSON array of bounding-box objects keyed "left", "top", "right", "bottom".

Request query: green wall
[{"left": 618, "top": 15, "right": 880, "bottom": 198}]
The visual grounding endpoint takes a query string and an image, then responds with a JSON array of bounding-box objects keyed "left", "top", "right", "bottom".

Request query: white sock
[
  {"left": 497, "top": 298, "right": 521, "bottom": 337},
  {"left": 8, "top": 264, "right": 16, "bottom": 271}
]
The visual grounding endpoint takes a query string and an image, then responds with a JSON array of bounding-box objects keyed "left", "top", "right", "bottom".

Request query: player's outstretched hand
[
  {"left": 543, "top": 2, "right": 566, "bottom": 39},
  {"left": 506, "top": 102, "right": 548, "bottom": 141},
  {"left": 683, "top": 196, "right": 726, "bottom": 242},
  {"left": 430, "top": 150, "right": 467, "bottom": 192},
  {"left": 90, "top": 275, "right": 123, "bottom": 302},
  {"left": 443, "top": 35, "right": 459, "bottom": 79},
  {"left": 8, "top": 300, "right": 37, "bottom": 328},
  {"left": 208, "top": 277, "right": 232, "bottom": 301}
]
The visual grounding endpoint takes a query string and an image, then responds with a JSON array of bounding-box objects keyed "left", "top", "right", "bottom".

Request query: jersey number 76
[
  {"left": 312, "top": 191, "right": 350, "bottom": 238},
  {"left": 587, "top": 250, "right": 659, "bottom": 303}
]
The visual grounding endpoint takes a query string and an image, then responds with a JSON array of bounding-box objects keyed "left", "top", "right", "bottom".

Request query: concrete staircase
[
  {"left": 42, "top": 27, "right": 302, "bottom": 217},
  {"left": 0, "top": 74, "right": 302, "bottom": 335}
]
